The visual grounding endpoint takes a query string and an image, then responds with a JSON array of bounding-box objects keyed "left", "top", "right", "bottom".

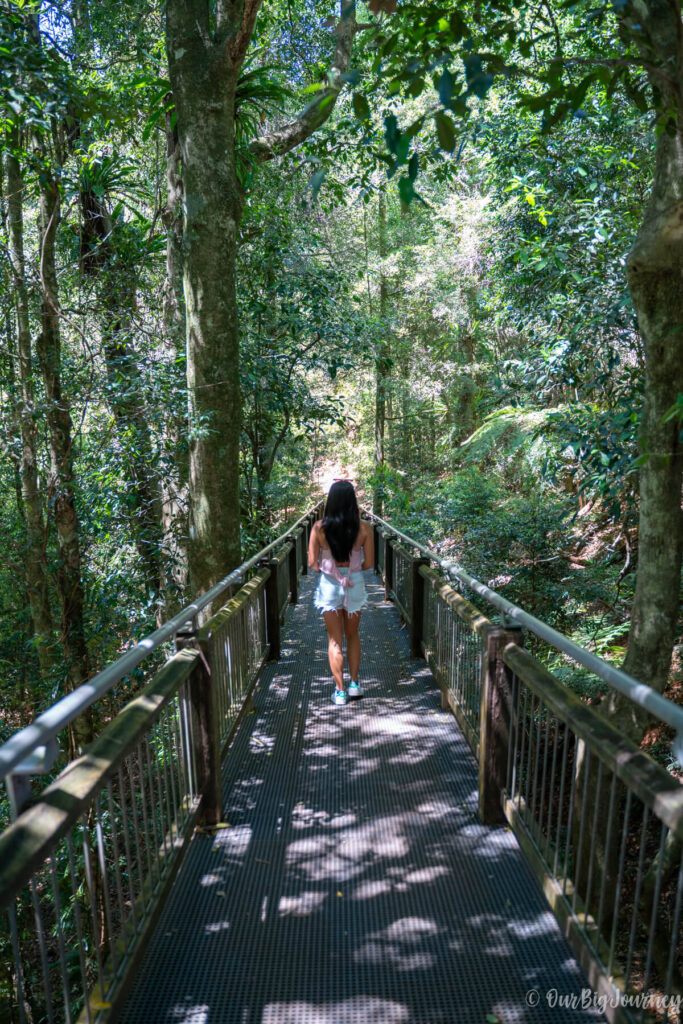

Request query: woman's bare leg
[
  {"left": 343, "top": 610, "right": 362, "bottom": 681},
  {"left": 323, "top": 610, "right": 345, "bottom": 690}
]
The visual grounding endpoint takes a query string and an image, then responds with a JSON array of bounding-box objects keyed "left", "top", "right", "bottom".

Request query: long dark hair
[{"left": 322, "top": 481, "right": 360, "bottom": 563}]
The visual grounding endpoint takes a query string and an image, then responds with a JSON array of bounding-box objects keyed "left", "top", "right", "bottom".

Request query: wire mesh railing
[
  {"left": 391, "top": 541, "right": 413, "bottom": 624},
  {"left": 0, "top": 648, "right": 200, "bottom": 1024},
  {"left": 0, "top": 503, "right": 323, "bottom": 825},
  {"left": 275, "top": 543, "right": 292, "bottom": 622},
  {"left": 365, "top": 510, "right": 683, "bottom": 1023},
  {"left": 197, "top": 569, "right": 270, "bottom": 750},
  {"left": 0, "top": 503, "right": 322, "bottom": 1024},
  {"left": 503, "top": 643, "right": 683, "bottom": 1023},
  {"left": 420, "top": 565, "right": 487, "bottom": 754}
]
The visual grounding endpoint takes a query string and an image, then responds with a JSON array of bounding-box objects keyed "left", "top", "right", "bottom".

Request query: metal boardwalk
[{"left": 119, "top": 574, "right": 603, "bottom": 1024}]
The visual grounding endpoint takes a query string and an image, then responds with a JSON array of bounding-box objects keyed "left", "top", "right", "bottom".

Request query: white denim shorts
[{"left": 313, "top": 569, "right": 368, "bottom": 616}]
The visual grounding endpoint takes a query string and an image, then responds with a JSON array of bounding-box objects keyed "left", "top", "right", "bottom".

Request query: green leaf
[
  {"left": 309, "top": 169, "right": 326, "bottom": 200},
  {"left": 438, "top": 67, "right": 454, "bottom": 107},
  {"left": 398, "top": 175, "right": 416, "bottom": 205},
  {"left": 449, "top": 10, "right": 469, "bottom": 39},
  {"left": 631, "top": 87, "right": 648, "bottom": 113},
  {"left": 384, "top": 113, "right": 400, "bottom": 153},
  {"left": 302, "top": 82, "right": 327, "bottom": 95},
  {"left": 435, "top": 110, "right": 456, "bottom": 151},
  {"left": 352, "top": 92, "right": 371, "bottom": 122},
  {"left": 463, "top": 54, "right": 494, "bottom": 99}
]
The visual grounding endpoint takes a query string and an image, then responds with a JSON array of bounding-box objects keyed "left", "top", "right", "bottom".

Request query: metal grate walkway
[{"left": 118, "top": 574, "right": 604, "bottom": 1024}]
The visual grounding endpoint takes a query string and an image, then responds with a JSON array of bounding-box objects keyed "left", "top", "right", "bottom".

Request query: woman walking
[{"left": 308, "top": 480, "right": 374, "bottom": 705}]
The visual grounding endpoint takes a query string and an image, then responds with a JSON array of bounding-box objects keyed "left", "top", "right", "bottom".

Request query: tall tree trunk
[
  {"left": 160, "top": 110, "right": 190, "bottom": 609},
  {"left": 456, "top": 332, "right": 476, "bottom": 443},
  {"left": 577, "top": 2, "right": 683, "bottom": 926},
  {"left": 374, "top": 186, "right": 390, "bottom": 516},
  {"left": 166, "top": 18, "right": 243, "bottom": 594},
  {"left": 163, "top": 111, "right": 186, "bottom": 351},
  {"left": 4, "top": 136, "right": 55, "bottom": 676},
  {"left": 166, "top": 0, "right": 358, "bottom": 597},
  {"left": 607, "top": 0, "right": 683, "bottom": 733},
  {"left": 35, "top": 165, "right": 92, "bottom": 750}
]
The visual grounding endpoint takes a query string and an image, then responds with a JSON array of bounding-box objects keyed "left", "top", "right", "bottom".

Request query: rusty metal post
[{"left": 373, "top": 523, "right": 380, "bottom": 574}]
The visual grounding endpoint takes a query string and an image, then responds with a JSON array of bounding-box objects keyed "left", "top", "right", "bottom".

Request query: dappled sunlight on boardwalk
[{"left": 118, "top": 575, "right": 604, "bottom": 1024}]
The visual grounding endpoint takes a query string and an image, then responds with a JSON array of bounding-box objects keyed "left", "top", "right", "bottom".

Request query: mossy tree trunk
[
  {"left": 576, "top": 4, "right": 683, "bottom": 941},
  {"left": 166, "top": 10, "right": 244, "bottom": 594},
  {"left": 161, "top": 110, "right": 189, "bottom": 607},
  {"left": 166, "top": 0, "right": 358, "bottom": 597},
  {"left": 610, "top": 0, "right": 683, "bottom": 727}
]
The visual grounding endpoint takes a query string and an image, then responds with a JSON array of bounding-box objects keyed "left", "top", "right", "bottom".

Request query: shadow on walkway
[{"left": 118, "top": 574, "right": 604, "bottom": 1024}]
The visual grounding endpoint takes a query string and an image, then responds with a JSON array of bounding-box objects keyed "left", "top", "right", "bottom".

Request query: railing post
[
  {"left": 177, "top": 629, "right": 223, "bottom": 827},
  {"left": 289, "top": 539, "right": 298, "bottom": 605},
  {"left": 478, "top": 624, "right": 524, "bottom": 825},
  {"left": 373, "top": 523, "right": 380, "bottom": 574},
  {"left": 410, "top": 556, "right": 430, "bottom": 658},
  {"left": 384, "top": 535, "right": 394, "bottom": 601},
  {"left": 264, "top": 558, "right": 281, "bottom": 661},
  {"left": 300, "top": 525, "right": 308, "bottom": 576},
  {"left": 306, "top": 512, "right": 316, "bottom": 548}
]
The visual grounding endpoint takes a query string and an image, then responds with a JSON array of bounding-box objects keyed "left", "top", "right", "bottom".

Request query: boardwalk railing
[
  {"left": 0, "top": 503, "right": 322, "bottom": 1024},
  {"left": 369, "top": 511, "right": 683, "bottom": 1024}
]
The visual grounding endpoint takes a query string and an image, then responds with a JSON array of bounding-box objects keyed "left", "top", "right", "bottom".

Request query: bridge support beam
[{"left": 479, "top": 625, "right": 524, "bottom": 825}]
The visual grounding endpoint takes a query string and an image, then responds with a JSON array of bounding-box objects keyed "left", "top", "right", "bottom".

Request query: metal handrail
[
  {"left": 0, "top": 504, "right": 320, "bottom": 782},
  {"left": 366, "top": 508, "right": 683, "bottom": 759}
]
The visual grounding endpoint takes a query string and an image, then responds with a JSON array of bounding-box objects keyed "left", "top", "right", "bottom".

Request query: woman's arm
[
  {"left": 360, "top": 520, "right": 374, "bottom": 571},
  {"left": 308, "top": 520, "right": 322, "bottom": 571}
]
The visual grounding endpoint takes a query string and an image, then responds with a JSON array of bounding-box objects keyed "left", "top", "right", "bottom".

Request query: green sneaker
[
  {"left": 331, "top": 689, "right": 347, "bottom": 706},
  {"left": 348, "top": 681, "right": 363, "bottom": 698}
]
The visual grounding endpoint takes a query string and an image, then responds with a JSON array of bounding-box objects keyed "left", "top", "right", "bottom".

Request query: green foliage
[
  {"left": 459, "top": 406, "right": 563, "bottom": 484},
  {"left": 544, "top": 400, "right": 640, "bottom": 526},
  {"left": 0, "top": 0, "right": 669, "bottom": 760}
]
